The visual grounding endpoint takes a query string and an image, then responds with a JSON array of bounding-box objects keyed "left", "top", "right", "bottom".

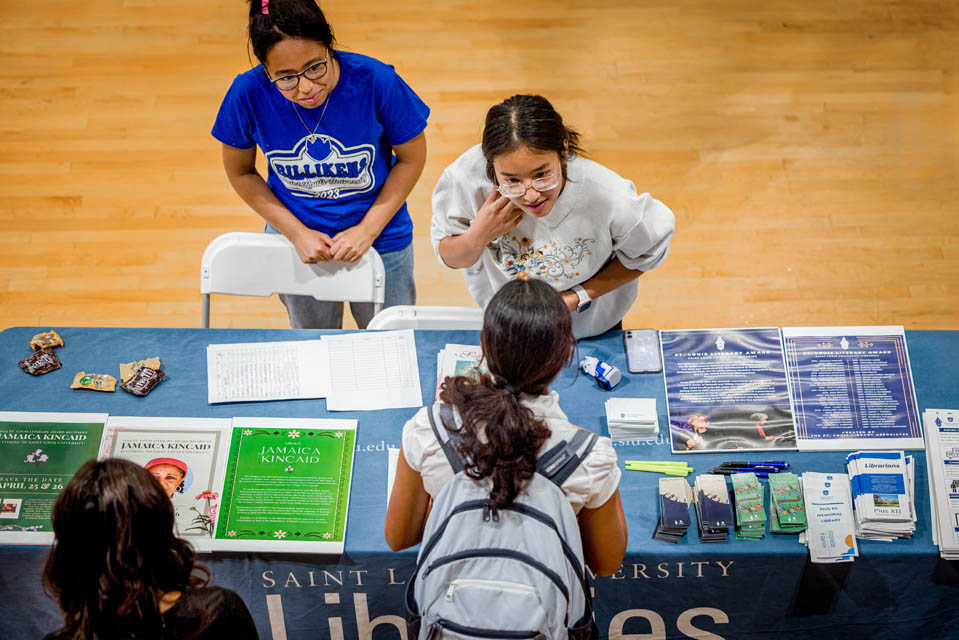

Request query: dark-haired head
[
  {"left": 248, "top": 0, "right": 335, "bottom": 65},
  {"left": 43, "top": 458, "right": 206, "bottom": 640},
  {"left": 481, "top": 94, "right": 585, "bottom": 184},
  {"left": 439, "top": 279, "right": 574, "bottom": 508},
  {"left": 481, "top": 278, "right": 573, "bottom": 394}
]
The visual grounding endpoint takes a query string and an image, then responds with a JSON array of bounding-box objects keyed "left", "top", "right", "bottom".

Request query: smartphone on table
[{"left": 623, "top": 329, "right": 662, "bottom": 373}]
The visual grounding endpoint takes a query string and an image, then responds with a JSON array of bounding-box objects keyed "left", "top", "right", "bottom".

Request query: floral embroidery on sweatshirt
[{"left": 491, "top": 235, "right": 595, "bottom": 281}]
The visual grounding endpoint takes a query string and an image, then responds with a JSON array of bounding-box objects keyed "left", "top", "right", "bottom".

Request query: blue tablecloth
[{"left": 1, "top": 327, "right": 957, "bottom": 639}]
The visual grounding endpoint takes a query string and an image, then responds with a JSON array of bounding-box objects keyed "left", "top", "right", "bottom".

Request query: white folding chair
[
  {"left": 200, "top": 232, "right": 385, "bottom": 328},
  {"left": 366, "top": 305, "right": 484, "bottom": 330}
]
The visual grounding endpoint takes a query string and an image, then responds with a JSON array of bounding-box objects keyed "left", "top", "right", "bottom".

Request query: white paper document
[
  {"left": 922, "top": 408, "right": 959, "bottom": 559},
  {"left": 801, "top": 472, "right": 858, "bottom": 563},
  {"left": 323, "top": 330, "right": 423, "bottom": 411},
  {"left": 206, "top": 340, "right": 327, "bottom": 404},
  {"left": 387, "top": 447, "right": 400, "bottom": 502}
]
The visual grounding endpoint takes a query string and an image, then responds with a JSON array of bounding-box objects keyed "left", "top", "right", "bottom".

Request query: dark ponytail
[
  {"left": 248, "top": 0, "right": 335, "bottom": 65},
  {"left": 481, "top": 94, "right": 586, "bottom": 183},
  {"left": 439, "top": 279, "right": 574, "bottom": 508}
]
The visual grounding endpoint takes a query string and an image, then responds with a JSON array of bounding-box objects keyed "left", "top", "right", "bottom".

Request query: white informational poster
[
  {"left": 100, "top": 416, "right": 232, "bottom": 552},
  {"left": 782, "top": 326, "right": 923, "bottom": 451}
]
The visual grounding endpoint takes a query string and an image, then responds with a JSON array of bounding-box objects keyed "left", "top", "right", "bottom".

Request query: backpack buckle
[{"left": 482, "top": 502, "right": 500, "bottom": 523}]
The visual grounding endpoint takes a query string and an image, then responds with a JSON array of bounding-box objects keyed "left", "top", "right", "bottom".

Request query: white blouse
[
  {"left": 402, "top": 391, "right": 621, "bottom": 514},
  {"left": 431, "top": 144, "right": 675, "bottom": 338}
]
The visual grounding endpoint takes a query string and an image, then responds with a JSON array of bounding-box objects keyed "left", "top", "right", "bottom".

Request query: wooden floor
[{"left": 1, "top": 0, "right": 956, "bottom": 331}]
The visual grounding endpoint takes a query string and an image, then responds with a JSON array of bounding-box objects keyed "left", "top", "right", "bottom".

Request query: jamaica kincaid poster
[
  {"left": 100, "top": 416, "right": 231, "bottom": 551},
  {"left": 660, "top": 328, "right": 797, "bottom": 454},
  {"left": 0, "top": 411, "right": 106, "bottom": 544},
  {"left": 215, "top": 417, "right": 357, "bottom": 554}
]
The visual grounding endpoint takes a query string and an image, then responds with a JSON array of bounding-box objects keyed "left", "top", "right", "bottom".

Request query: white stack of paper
[
  {"left": 922, "top": 409, "right": 959, "bottom": 560},
  {"left": 800, "top": 472, "right": 859, "bottom": 563},
  {"left": 605, "top": 397, "right": 658, "bottom": 441},
  {"left": 435, "top": 344, "right": 483, "bottom": 401},
  {"left": 845, "top": 450, "right": 916, "bottom": 540}
]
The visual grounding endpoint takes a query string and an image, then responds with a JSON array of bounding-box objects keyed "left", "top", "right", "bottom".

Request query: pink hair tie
[{"left": 261, "top": 0, "right": 269, "bottom": 14}]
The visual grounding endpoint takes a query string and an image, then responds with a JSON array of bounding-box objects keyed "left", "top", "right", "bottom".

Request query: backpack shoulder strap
[
  {"left": 536, "top": 428, "right": 599, "bottom": 488},
  {"left": 426, "top": 403, "right": 466, "bottom": 474}
]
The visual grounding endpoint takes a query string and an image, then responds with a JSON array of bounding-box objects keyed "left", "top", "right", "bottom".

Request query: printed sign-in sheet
[
  {"left": 206, "top": 340, "right": 328, "bottom": 404},
  {"left": 322, "top": 329, "right": 422, "bottom": 411},
  {"left": 783, "top": 326, "right": 922, "bottom": 451}
]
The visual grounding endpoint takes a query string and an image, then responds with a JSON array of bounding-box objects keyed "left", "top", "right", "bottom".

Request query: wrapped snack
[
  {"left": 119, "top": 357, "right": 161, "bottom": 383},
  {"left": 120, "top": 366, "right": 165, "bottom": 397},
  {"left": 19, "top": 348, "right": 62, "bottom": 376},
  {"left": 30, "top": 330, "right": 64, "bottom": 351},
  {"left": 70, "top": 371, "right": 117, "bottom": 393}
]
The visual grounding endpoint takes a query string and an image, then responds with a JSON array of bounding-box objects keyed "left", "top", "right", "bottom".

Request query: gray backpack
[{"left": 404, "top": 404, "right": 599, "bottom": 640}]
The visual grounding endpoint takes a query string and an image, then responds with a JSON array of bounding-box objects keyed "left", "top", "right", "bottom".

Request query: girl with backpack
[
  {"left": 430, "top": 94, "right": 675, "bottom": 339},
  {"left": 212, "top": 0, "right": 429, "bottom": 329},
  {"left": 385, "top": 278, "right": 627, "bottom": 638}
]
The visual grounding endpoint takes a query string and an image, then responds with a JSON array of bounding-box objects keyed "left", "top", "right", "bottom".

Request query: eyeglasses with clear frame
[
  {"left": 496, "top": 172, "right": 561, "bottom": 198},
  {"left": 269, "top": 55, "right": 330, "bottom": 91}
]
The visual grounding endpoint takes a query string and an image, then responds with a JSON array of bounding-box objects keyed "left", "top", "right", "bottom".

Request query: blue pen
[{"left": 732, "top": 469, "right": 768, "bottom": 479}]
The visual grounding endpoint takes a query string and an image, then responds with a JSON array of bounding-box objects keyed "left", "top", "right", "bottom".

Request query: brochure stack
[
  {"left": 652, "top": 477, "right": 691, "bottom": 543},
  {"left": 731, "top": 472, "right": 766, "bottom": 540},
  {"left": 922, "top": 409, "right": 959, "bottom": 559},
  {"left": 693, "top": 474, "right": 733, "bottom": 542},
  {"left": 606, "top": 397, "right": 658, "bottom": 441},
  {"left": 845, "top": 450, "right": 916, "bottom": 541},
  {"left": 800, "top": 472, "right": 858, "bottom": 563}
]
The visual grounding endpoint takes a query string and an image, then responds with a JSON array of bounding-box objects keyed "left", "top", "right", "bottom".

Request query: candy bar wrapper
[
  {"left": 120, "top": 366, "right": 165, "bottom": 396},
  {"left": 19, "top": 348, "right": 62, "bottom": 375},
  {"left": 119, "top": 357, "right": 161, "bottom": 383},
  {"left": 29, "top": 330, "right": 64, "bottom": 351},
  {"left": 70, "top": 371, "right": 117, "bottom": 392}
]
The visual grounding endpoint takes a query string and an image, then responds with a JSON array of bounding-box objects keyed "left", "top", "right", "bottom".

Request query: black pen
[{"left": 719, "top": 460, "right": 790, "bottom": 469}]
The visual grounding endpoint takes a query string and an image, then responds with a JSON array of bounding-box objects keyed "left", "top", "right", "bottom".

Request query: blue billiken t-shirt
[{"left": 211, "top": 51, "right": 429, "bottom": 253}]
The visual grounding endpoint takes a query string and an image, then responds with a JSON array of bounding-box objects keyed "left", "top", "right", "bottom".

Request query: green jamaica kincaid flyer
[
  {"left": 215, "top": 417, "right": 357, "bottom": 554},
  {"left": 0, "top": 412, "right": 106, "bottom": 545}
]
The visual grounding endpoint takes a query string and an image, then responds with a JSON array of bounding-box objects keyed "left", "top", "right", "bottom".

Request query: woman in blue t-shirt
[{"left": 212, "top": 0, "right": 429, "bottom": 328}]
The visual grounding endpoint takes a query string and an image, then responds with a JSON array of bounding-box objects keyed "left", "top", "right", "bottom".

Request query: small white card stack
[
  {"left": 605, "top": 397, "right": 658, "bottom": 441},
  {"left": 800, "top": 472, "right": 859, "bottom": 563},
  {"left": 846, "top": 450, "right": 916, "bottom": 541},
  {"left": 922, "top": 409, "right": 959, "bottom": 560}
]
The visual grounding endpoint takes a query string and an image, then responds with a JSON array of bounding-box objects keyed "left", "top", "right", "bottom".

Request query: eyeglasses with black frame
[
  {"left": 268, "top": 55, "right": 330, "bottom": 91},
  {"left": 496, "top": 172, "right": 561, "bottom": 198}
]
